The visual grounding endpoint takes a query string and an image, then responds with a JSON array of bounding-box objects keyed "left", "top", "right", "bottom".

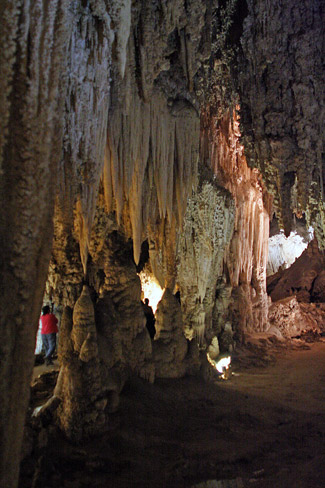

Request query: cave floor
[{"left": 23, "top": 340, "right": 325, "bottom": 488}]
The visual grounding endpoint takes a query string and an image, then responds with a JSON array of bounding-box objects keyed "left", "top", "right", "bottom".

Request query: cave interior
[{"left": 0, "top": 1, "right": 325, "bottom": 487}]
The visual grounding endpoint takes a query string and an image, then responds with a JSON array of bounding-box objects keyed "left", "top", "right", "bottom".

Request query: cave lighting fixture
[
  {"left": 138, "top": 271, "right": 164, "bottom": 313},
  {"left": 207, "top": 353, "right": 232, "bottom": 380}
]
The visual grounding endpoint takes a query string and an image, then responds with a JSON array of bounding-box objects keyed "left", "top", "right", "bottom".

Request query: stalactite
[
  {"left": 207, "top": 109, "right": 272, "bottom": 332},
  {"left": 56, "top": 1, "right": 113, "bottom": 277},
  {"left": 106, "top": 81, "right": 199, "bottom": 264}
]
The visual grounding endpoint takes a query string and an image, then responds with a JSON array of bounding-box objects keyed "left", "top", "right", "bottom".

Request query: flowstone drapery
[{"left": 205, "top": 110, "right": 272, "bottom": 334}]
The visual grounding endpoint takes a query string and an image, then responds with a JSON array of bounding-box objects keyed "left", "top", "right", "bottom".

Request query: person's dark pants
[{"left": 41, "top": 333, "right": 57, "bottom": 363}]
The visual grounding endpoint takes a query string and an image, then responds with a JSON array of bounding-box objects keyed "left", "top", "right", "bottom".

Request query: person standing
[
  {"left": 40, "top": 305, "right": 58, "bottom": 365},
  {"left": 142, "top": 298, "right": 156, "bottom": 339}
]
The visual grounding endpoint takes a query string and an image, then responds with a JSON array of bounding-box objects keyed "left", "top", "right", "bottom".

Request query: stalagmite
[
  {"left": 152, "top": 289, "right": 189, "bottom": 378},
  {"left": 177, "top": 179, "right": 235, "bottom": 343},
  {"left": 56, "top": 286, "right": 106, "bottom": 440}
]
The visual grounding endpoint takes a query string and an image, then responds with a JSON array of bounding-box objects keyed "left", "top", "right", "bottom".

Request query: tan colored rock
[
  {"left": 72, "top": 286, "right": 99, "bottom": 361},
  {"left": 208, "top": 110, "right": 272, "bottom": 334},
  {"left": 268, "top": 296, "right": 318, "bottom": 338},
  {"left": 177, "top": 178, "right": 235, "bottom": 344},
  {"left": 153, "top": 289, "right": 188, "bottom": 378},
  {"left": 56, "top": 286, "right": 105, "bottom": 441}
]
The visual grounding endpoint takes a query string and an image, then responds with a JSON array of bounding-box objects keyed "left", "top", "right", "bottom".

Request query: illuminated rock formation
[
  {"left": 267, "top": 229, "right": 312, "bottom": 276},
  {"left": 55, "top": 286, "right": 106, "bottom": 440},
  {"left": 177, "top": 177, "right": 235, "bottom": 344},
  {"left": 267, "top": 239, "right": 325, "bottom": 304},
  {"left": 203, "top": 110, "right": 272, "bottom": 334}
]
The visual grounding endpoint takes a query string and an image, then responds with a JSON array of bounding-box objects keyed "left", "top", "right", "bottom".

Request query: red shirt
[{"left": 40, "top": 313, "right": 58, "bottom": 334}]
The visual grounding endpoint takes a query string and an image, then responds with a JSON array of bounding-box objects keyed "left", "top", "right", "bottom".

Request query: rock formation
[
  {"left": 238, "top": 0, "right": 325, "bottom": 246},
  {"left": 152, "top": 289, "right": 189, "bottom": 378},
  {"left": 0, "top": 1, "right": 324, "bottom": 487},
  {"left": 267, "top": 239, "right": 325, "bottom": 303},
  {"left": 55, "top": 287, "right": 106, "bottom": 440}
]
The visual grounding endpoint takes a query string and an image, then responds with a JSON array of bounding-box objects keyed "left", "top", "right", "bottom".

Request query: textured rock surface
[
  {"left": 267, "top": 230, "right": 312, "bottom": 276},
  {"left": 238, "top": 0, "right": 325, "bottom": 247},
  {"left": 55, "top": 287, "right": 106, "bottom": 440},
  {"left": 0, "top": 3, "right": 71, "bottom": 486},
  {"left": 203, "top": 110, "right": 272, "bottom": 334},
  {"left": 268, "top": 297, "right": 318, "bottom": 339},
  {"left": 267, "top": 239, "right": 325, "bottom": 303},
  {"left": 177, "top": 176, "right": 235, "bottom": 344},
  {"left": 152, "top": 289, "right": 189, "bottom": 378}
]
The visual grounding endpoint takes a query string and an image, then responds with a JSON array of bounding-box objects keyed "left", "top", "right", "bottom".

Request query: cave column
[{"left": 0, "top": 3, "right": 70, "bottom": 486}]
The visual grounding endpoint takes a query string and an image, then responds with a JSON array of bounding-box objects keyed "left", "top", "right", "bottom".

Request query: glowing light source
[
  {"left": 207, "top": 353, "right": 232, "bottom": 380},
  {"left": 138, "top": 271, "right": 164, "bottom": 313},
  {"left": 216, "top": 356, "right": 231, "bottom": 374}
]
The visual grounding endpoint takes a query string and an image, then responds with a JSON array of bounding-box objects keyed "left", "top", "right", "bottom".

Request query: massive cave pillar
[
  {"left": 0, "top": 3, "right": 71, "bottom": 486},
  {"left": 0, "top": 0, "right": 131, "bottom": 483},
  {"left": 177, "top": 177, "right": 235, "bottom": 347}
]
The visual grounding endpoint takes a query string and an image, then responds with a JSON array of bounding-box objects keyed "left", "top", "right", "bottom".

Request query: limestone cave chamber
[{"left": 0, "top": 1, "right": 324, "bottom": 487}]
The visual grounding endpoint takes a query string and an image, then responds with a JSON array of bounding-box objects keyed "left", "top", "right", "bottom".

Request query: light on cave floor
[
  {"left": 138, "top": 271, "right": 164, "bottom": 313},
  {"left": 207, "top": 353, "right": 232, "bottom": 380},
  {"left": 216, "top": 356, "right": 231, "bottom": 374}
]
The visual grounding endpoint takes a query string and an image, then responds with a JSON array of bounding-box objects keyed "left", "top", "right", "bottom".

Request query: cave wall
[{"left": 238, "top": 0, "right": 325, "bottom": 246}]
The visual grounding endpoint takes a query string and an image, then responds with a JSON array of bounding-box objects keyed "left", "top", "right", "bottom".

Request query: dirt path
[
  {"left": 110, "top": 341, "right": 325, "bottom": 488},
  {"left": 225, "top": 341, "right": 325, "bottom": 415},
  {"left": 214, "top": 341, "right": 325, "bottom": 487},
  {"left": 22, "top": 342, "right": 325, "bottom": 488}
]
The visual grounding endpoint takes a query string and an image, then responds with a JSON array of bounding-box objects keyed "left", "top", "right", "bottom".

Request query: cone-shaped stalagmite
[{"left": 56, "top": 286, "right": 106, "bottom": 440}]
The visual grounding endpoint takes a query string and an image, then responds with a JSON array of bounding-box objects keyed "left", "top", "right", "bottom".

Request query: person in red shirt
[{"left": 40, "top": 305, "right": 58, "bottom": 365}]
